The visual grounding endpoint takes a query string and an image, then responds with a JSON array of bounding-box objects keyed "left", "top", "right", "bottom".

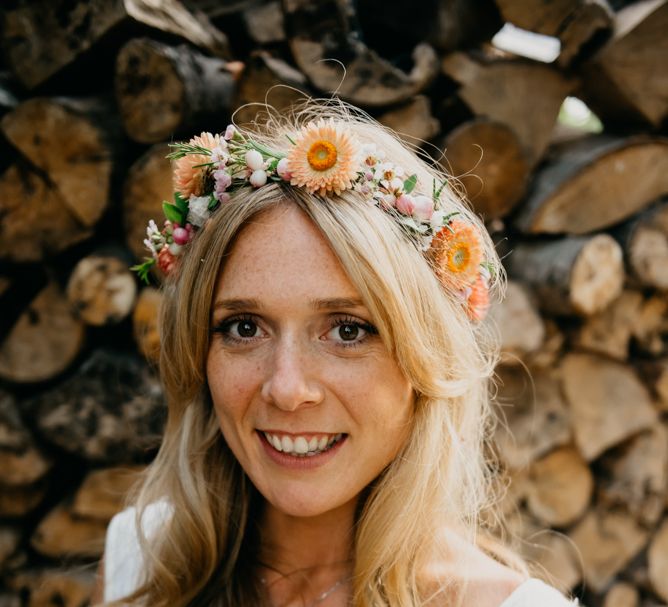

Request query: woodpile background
[{"left": 0, "top": 0, "right": 667, "bottom": 605}]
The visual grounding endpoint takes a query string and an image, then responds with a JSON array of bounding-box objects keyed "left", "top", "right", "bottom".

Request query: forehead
[{"left": 214, "top": 204, "right": 360, "bottom": 303}]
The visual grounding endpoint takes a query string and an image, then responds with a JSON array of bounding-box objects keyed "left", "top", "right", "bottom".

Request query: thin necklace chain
[{"left": 260, "top": 574, "right": 348, "bottom": 607}]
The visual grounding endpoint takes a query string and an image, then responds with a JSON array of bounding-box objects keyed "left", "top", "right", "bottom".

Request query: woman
[{"left": 94, "top": 100, "right": 578, "bottom": 606}]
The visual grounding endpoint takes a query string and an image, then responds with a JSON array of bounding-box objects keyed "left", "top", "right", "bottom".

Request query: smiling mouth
[{"left": 260, "top": 432, "right": 346, "bottom": 457}]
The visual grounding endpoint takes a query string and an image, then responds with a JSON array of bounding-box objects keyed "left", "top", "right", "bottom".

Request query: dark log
[
  {"left": 0, "top": 483, "right": 49, "bottom": 518},
  {"left": 440, "top": 51, "right": 574, "bottom": 164},
  {"left": 0, "top": 526, "right": 21, "bottom": 571},
  {"left": 0, "top": 282, "right": 85, "bottom": 384},
  {"left": 514, "top": 136, "right": 668, "bottom": 235},
  {"left": 504, "top": 235, "right": 624, "bottom": 316},
  {"left": 1, "top": 0, "right": 230, "bottom": 89},
  {"left": 377, "top": 96, "right": 440, "bottom": 147},
  {"left": 440, "top": 119, "right": 530, "bottom": 219},
  {"left": 233, "top": 51, "right": 309, "bottom": 125},
  {"left": 26, "top": 349, "right": 165, "bottom": 463},
  {"left": 8, "top": 569, "right": 94, "bottom": 607},
  {"left": 283, "top": 0, "right": 439, "bottom": 107},
  {"left": 560, "top": 353, "right": 658, "bottom": 461},
  {"left": 66, "top": 253, "right": 137, "bottom": 326},
  {"left": 580, "top": 0, "right": 668, "bottom": 128},
  {"left": 115, "top": 38, "right": 239, "bottom": 144},
  {"left": 611, "top": 200, "right": 668, "bottom": 290},
  {"left": 243, "top": 1, "right": 286, "bottom": 45},
  {"left": 494, "top": 0, "right": 614, "bottom": 67}
]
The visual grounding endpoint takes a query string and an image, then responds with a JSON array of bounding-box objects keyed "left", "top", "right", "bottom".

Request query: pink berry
[{"left": 173, "top": 227, "right": 190, "bottom": 245}]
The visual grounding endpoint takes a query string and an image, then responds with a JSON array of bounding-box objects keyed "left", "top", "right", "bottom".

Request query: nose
[{"left": 261, "top": 336, "right": 324, "bottom": 411}]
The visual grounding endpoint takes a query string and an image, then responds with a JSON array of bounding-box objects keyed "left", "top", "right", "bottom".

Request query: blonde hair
[{"left": 113, "top": 99, "right": 529, "bottom": 606}]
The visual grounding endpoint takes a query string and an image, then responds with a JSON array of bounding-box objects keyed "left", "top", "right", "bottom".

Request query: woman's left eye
[{"left": 326, "top": 319, "right": 377, "bottom": 346}]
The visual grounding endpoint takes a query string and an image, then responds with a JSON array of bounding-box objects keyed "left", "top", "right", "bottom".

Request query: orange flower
[
  {"left": 466, "top": 276, "right": 490, "bottom": 321},
  {"left": 287, "top": 120, "right": 359, "bottom": 196},
  {"left": 429, "top": 219, "right": 484, "bottom": 291},
  {"left": 173, "top": 132, "right": 220, "bottom": 198}
]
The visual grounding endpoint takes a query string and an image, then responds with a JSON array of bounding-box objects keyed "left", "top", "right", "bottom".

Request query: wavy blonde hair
[{"left": 111, "top": 98, "right": 529, "bottom": 606}]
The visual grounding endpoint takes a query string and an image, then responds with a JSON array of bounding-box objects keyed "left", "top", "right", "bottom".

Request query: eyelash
[{"left": 212, "top": 314, "right": 378, "bottom": 348}]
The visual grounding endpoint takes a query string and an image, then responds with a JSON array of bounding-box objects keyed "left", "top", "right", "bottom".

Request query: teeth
[{"left": 263, "top": 432, "right": 343, "bottom": 457}]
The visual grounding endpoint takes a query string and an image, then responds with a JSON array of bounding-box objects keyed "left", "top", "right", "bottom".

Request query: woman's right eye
[{"left": 213, "top": 317, "right": 262, "bottom": 342}]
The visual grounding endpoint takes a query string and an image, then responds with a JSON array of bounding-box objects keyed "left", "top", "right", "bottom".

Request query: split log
[
  {"left": 494, "top": 0, "right": 614, "bottom": 67},
  {"left": 580, "top": 0, "right": 668, "bottom": 128},
  {"left": 283, "top": 0, "right": 438, "bottom": 107},
  {"left": 598, "top": 425, "right": 668, "bottom": 526},
  {"left": 133, "top": 287, "right": 162, "bottom": 362},
  {"left": 233, "top": 51, "right": 309, "bottom": 126},
  {"left": 0, "top": 282, "right": 85, "bottom": 384},
  {"left": 560, "top": 353, "right": 657, "bottom": 461},
  {"left": 633, "top": 294, "right": 668, "bottom": 357},
  {"left": 649, "top": 518, "right": 668, "bottom": 603},
  {"left": 31, "top": 503, "right": 107, "bottom": 558},
  {"left": 514, "top": 136, "right": 668, "bottom": 235},
  {"left": 0, "top": 527, "right": 21, "bottom": 571},
  {"left": 440, "top": 119, "right": 529, "bottom": 219},
  {"left": 574, "top": 290, "right": 644, "bottom": 360},
  {"left": 493, "top": 366, "right": 572, "bottom": 469},
  {"left": 637, "top": 359, "right": 668, "bottom": 411},
  {"left": 1, "top": 0, "right": 229, "bottom": 89},
  {"left": 0, "top": 73, "right": 19, "bottom": 117},
  {"left": 72, "top": 466, "right": 144, "bottom": 521},
  {"left": 440, "top": 51, "right": 574, "bottom": 164},
  {"left": 612, "top": 200, "right": 668, "bottom": 290},
  {"left": 377, "top": 96, "right": 440, "bottom": 147},
  {"left": 66, "top": 254, "right": 137, "bottom": 326},
  {"left": 9, "top": 569, "right": 94, "bottom": 607},
  {"left": 524, "top": 320, "right": 566, "bottom": 370},
  {"left": 525, "top": 446, "right": 593, "bottom": 527},
  {"left": 504, "top": 235, "right": 624, "bottom": 317},
  {"left": 487, "top": 281, "right": 545, "bottom": 360},
  {"left": 568, "top": 508, "right": 650, "bottom": 593},
  {"left": 1, "top": 97, "right": 120, "bottom": 229},
  {"left": 27, "top": 349, "right": 165, "bottom": 463},
  {"left": 243, "top": 1, "right": 286, "bottom": 45},
  {"left": 115, "top": 38, "right": 239, "bottom": 144},
  {"left": 0, "top": 483, "right": 49, "bottom": 518},
  {"left": 0, "top": 165, "right": 92, "bottom": 262},
  {"left": 123, "top": 144, "right": 173, "bottom": 263},
  {"left": 604, "top": 582, "right": 640, "bottom": 607}
]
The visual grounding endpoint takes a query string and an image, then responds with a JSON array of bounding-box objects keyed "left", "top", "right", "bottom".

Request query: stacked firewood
[{"left": 0, "top": 0, "right": 666, "bottom": 605}]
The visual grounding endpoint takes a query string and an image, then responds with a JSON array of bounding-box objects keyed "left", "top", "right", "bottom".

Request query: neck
[{"left": 258, "top": 498, "right": 356, "bottom": 576}]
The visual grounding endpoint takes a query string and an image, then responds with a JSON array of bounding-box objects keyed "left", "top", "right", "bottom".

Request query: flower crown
[{"left": 133, "top": 119, "right": 493, "bottom": 321}]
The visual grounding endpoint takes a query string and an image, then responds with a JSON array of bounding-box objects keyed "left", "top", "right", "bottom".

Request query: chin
[{"left": 261, "top": 484, "right": 356, "bottom": 519}]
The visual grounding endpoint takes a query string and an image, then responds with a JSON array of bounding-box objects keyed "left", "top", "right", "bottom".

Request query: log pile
[{"left": 0, "top": 0, "right": 667, "bottom": 604}]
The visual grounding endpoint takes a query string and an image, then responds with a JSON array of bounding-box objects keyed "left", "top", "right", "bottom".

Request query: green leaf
[
  {"left": 285, "top": 134, "right": 296, "bottom": 145},
  {"left": 208, "top": 194, "right": 218, "bottom": 210},
  {"left": 434, "top": 179, "right": 448, "bottom": 200},
  {"left": 403, "top": 174, "right": 418, "bottom": 194},
  {"left": 130, "top": 258, "right": 156, "bottom": 285},
  {"left": 162, "top": 202, "right": 184, "bottom": 224},
  {"left": 174, "top": 192, "right": 189, "bottom": 214}
]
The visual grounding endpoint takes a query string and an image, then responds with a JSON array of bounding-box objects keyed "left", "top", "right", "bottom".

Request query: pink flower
[
  {"left": 172, "top": 226, "right": 191, "bottom": 245},
  {"left": 224, "top": 125, "right": 237, "bottom": 141},
  {"left": 396, "top": 194, "right": 415, "bottom": 215},
  {"left": 245, "top": 150, "right": 264, "bottom": 171},
  {"left": 157, "top": 245, "right": 177, "bottom": 275},
  {"left": 413, "top": 195, "right": 434, "bottom": 221},
  {"left": 277, "top": 158, "right": 292, "bottom": 180},
  {"left": 249, "top": 169, "right": 267, "bottom": 187},
  {"left": 173, "top": 132, "right": 220, "bottom": 198}
]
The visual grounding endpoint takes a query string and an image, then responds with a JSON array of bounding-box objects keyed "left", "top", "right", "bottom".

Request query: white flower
[
  {"left": 430, "top": 210, "right": 447, "bottom": 230},
  {"left": 249, "top": 169, "right": 267, "bottom": 187},
  {"left": 210, "top": 144, "right": 229, "bottom": 167},
  {"left": 413, "top": 195, "right": 434, "bottom": 221},
  {"left": 146, "top": 219, "right": 159, "bottom": 238},
  {"left": 276, "top": 158, "right": 292, "bottom": 180},
  {"left": 389, "top": 177, "right": 404, "bottom": 192},
  {"left": 169, "top": 242, "right": 183, "bottom": 255},
  {"left": 245, "top": 150, "right": 264, "bottom": 171},
  {"left": 187, "top": 195, "right": 211, "bottom": 228}
]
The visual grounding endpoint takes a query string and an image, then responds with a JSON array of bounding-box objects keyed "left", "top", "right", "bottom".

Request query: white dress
[{"left": 104, "top": 504, "right": 579, "bottom": 606}]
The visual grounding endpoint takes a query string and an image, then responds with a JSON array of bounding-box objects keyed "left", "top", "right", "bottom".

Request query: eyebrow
[{"left": 212, "top": 297, "right": 366, "bottom": 312}]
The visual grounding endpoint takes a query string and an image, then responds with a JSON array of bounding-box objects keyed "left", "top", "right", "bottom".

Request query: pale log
[
  {"left": 133, "top": 287, "right": 162, "bottom": 362},
  {"left": 441, "top": 51, "right": 573, "bottom": 164},
  {"left": 632, "top": 294, "right": 668, "bottom": 357},
  {"left": 603, "top": 582, "right": 640, "bottom": 607},
  {"left": 31, "top": 504, "right": 107, "bottom": 558},
  {"left": 494, "top": 0, "right": 614, "bottom": 67},
  {"left": 649, "top": 518, "right": 668, "bottom": 604},
  {"left": 283, "top": 0, "right": 438, "bottom": 107},
  {"left": 1, "top": 0, "right": 229, "bottom": 89},
  {"left": 66, "top": 254, "right": 137, "bottom": 326},
  {"left": 637, "top": 359, "right": 668, "bottom": 411},
  {"left": 116, "top": 38, "right": 238, "bottom": 144},
  {"left": 598, "top": 425, "right": 668, "bottom": 526},
  {"left": 523, "top": 320, "right": 566, "bottom": 370},
  {"left": 0, "top": 282, "right": 85, "bottom": 384},
  {"left": 123, "top": 144, "right": 173, "bottom": 264},
  {"left": 526, "top": 446, "right": 593, "bottom": 527},
  {"left": 560, "top": 353, "right": 657, "bottom": 461},
  {"left": 580, "top": 0, "right": 668, "bottom": 128},
  {"left": 377, "top": 96, "right": 440, "bottom": 147},
  {"left": 612, "top": 200, "right": 668, "bottom": 290},
  {"left": 1, "top": 97, "right": 119, "bottom": 228},
  {"left": 504, "top": 235, "right": 624, "bottom": 316},
  {"left": 243, "top": 1, "right": 286, "bottom": 45},
  {"left": 72, "top": 466, "right": 144, "bottom": 521},
  {"left": 514, "top": 136, "right": 668, "bottom": 235},
  {"left": 440, "top": 119, "right": 529, "bottom": 219},
  {"left": 233, "top": 51, "right": 309, "bottom": 126},
  {"left": 493, "top": 366, "right": 571, "bottom": 469},
  {"left": 569, "top": 509, "right": 649, "bottom": 593}
]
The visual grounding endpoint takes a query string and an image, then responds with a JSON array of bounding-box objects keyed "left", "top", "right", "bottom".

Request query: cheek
[{"left": 206, "top": 351, "right": 261, "bottom": 423}]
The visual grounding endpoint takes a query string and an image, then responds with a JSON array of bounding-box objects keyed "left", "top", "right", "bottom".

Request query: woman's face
[{"left": 206, "top": 204, "right": 414, "bottom": 518}]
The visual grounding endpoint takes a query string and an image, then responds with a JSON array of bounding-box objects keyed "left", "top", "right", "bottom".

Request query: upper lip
[{"left": 259, "top": 429, "right": 343, "bottom": 437}]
